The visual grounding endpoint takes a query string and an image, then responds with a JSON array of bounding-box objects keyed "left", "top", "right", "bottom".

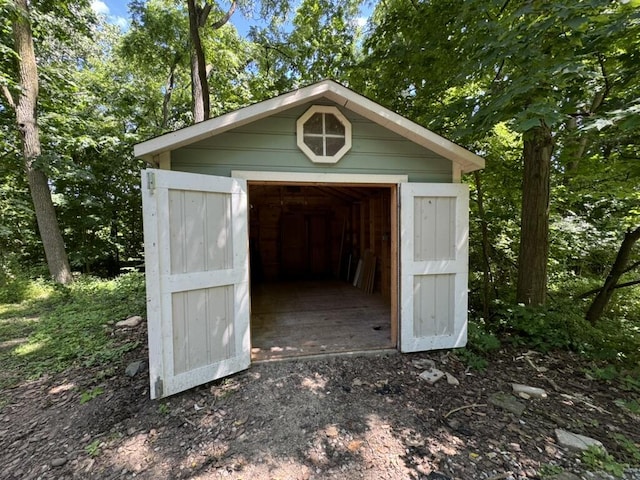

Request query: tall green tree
[
  {"left": 358, "top": 0, "right": 640, "bottom": 310},
  {"left": 249, "top": 0, "right": 363, "bottom": 87},
  {"left": 0, "top": 0, "right": 93, "bottom": 283}
]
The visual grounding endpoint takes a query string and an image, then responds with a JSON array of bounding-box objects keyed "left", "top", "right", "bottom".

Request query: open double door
[{"left": 142, "top": 169, "right": 468, "bottom": 399}]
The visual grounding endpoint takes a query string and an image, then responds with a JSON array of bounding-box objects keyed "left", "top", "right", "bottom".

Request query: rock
[
  {"left": 425, "top": 473, "right": 452, "bottom": 480},
  {"left": 488, "top": 392, "right": 526, "bottom": 416},
  {"left": 413, "top": 359, "right": 436, "bottom": 370},
  {"left": 116, "top": 316, "right": 143, "bottom": 328},
  {"left": 512, "top": 383, "right": 547, "bottom": 399},
  {"left": 125, "top": 360, "right": 146, "bottom": 377},
  {"left": 325, "top": 425, "right": 339, "bottom": 438},
  {"left": 51, "top": 457, "right": 67, "bottom": 467},
  {"left": 419, "top": 368, "right": 445, "bottom": 385},
  {"left": 445, "top": 372, "right": 460, "bottom": 386},
  {"left": 555, "top": 429, "right": 605, "bottom": 451}
]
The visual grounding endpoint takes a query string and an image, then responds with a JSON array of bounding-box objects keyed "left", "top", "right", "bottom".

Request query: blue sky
[
  {"left": 92, "top": 0, "right": 277, "bottom": 36},
  {"left": 92, "top": 1, "right": 370, "bottom": 37}
]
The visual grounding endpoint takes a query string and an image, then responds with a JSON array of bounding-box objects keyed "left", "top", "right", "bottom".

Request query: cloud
[
  {"left": 91, "top": 0, "right": 110, "bottom": 15},
  {"left": 114, "top": 16, "right": 129, "bottom": 30}
]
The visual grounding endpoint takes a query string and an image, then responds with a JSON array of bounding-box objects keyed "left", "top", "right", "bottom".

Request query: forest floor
[{"left": 1, "top": 321, "right": 640, "bottom": 480}]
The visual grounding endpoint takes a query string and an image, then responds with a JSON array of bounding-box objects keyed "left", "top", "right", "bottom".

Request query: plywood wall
[{"left": 249, "top": 184, "right": 392, "bottom": 299}]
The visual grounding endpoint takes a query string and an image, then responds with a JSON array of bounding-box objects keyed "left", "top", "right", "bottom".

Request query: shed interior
[{"left": 247, "top": 183, "right": 395, "bottom": 360}]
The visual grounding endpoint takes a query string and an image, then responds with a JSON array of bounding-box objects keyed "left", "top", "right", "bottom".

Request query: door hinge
[{"left": 147, "top": 171, "right": 156, "bottom": 192}]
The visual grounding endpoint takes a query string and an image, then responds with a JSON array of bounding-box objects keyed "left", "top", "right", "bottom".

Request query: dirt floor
[{"left": 1, "top": 321, "right": 640, "bottom": 480}]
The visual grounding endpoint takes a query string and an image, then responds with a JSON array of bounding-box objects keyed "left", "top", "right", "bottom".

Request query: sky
[
  {"left": 91, "top": 0, "right": 130, "bottom": 31},
  {"left": 92, "top": 0, "right": 370, "bottom": 37},
  {"left": 92, "top": 0, "right": 278, "bottom": 37}
]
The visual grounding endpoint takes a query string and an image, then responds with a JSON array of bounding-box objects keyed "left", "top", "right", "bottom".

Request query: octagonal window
[{"left": 296, "top": 106, "right": 352, "bottom": 164}]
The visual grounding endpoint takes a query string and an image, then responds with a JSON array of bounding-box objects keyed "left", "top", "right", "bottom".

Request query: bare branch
[
  {"left": 1, "top": 84, "right": 16, "bottom": 110},
  {"left": 578, "top": 278, "right": 640, "bottom": 299},
  {"left": 499, "top": 0, "right": 512, "bottom": 15},
  {"left": 199, "top": 3, "right": 213, "bottom": 27},
  {"left": 623, "top": 260, "right": 640, "bottom": 274},
  {"left": 211, "top": 1, "right": 237, "bottom": 30}
]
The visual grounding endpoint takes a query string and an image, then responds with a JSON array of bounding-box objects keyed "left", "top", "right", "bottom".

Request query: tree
[
  {"left": 122, "top": 0, "right": 192, "bottom": 130},
  {"left": 249, "top": 0, "right": 363, "bottom": 88},
  {"left": 585, "top": 226, "right": 640, "bottom": 324},
  {"left": 1, "top": 0, "right": 77, "bottom": 284},
  {"left": 358, "top": 0, "right": 640, "bottom": 310},
  {"left": 186, "top": 0, "right": 237, "bottom": 122}
]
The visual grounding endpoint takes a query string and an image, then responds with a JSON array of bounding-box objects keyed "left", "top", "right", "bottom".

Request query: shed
[{"left": 136, "top": 80, "right": 485, "bottom": 399}]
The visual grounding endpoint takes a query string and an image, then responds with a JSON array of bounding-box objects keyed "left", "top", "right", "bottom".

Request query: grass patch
[{"left": 0, "top": 273, "right": 146, "bottom": 392}]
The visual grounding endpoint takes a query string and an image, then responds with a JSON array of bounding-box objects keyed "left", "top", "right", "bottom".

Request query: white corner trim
[{"left": 231, "top": 171, "right": 408, "bottom": 184}]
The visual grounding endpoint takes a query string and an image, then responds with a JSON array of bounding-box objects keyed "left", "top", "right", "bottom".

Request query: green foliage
[
  {"left": 455, "top": 321, "right": 501, "bottom": 370},
  {"left": 613, "top": 433, "right": 640, "bottom": 465},
  {"left": 491, "top": 296, "right": 640, "bottom": 367},
  {"left": 455, "top": 349, "right": 488, "bottom": 371},
  {"left": 614, "top": 398, "right": 640, "bottom": 415},
  {"left": 157, "top": 403, "right": 170, "bottom": 415},
  {"left": 85, "top": 439, "right": 101, "bottom": 457},
  {"left": 80, "top": 386, "right": 104, "bottom": 404},
  {"left": 581, "top": 445, "right": 628, "bottom": 477},
  {"left": 538, "top": 464, "right": 564, "bottom": 478},
  {"left": 0, "top": 273, "right": 146, "bottom": 389}
]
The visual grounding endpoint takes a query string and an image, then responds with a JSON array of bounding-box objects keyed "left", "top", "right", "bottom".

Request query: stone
[
  {"left": 512, "top": 383, "right": 547, "bottom": 399},
  {"left": 116, "top": 316, "right": 143, "bottom": 328},
  {"left": 51, "top": 457, "right": 67, "bottom": 467},
  {"left": 445, "top": 372, "right": 460, "bottom": 386},
  {"left": 325, "top": 425, "right": 339, "bottom": 438},
  {"left": 419, "top": 368, "right": 445, "bottom": 385},
  {"left": 555, "top": 429, "right": 605, "bottom": 451},
  {"left": 125, "top": 360, "right": 146, "bottom": 377},
  {"left": 488, "top": 392, "right": 526, "bottom": 416},
  {"left": 426, "top": 473, "right": 452, "bottom": 480},
  {"left": 412, "top": 359, "right": 435, "bottom": 370}
]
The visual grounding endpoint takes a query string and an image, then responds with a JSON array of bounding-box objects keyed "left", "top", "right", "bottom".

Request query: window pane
[
  {"left": 325, "top": 114, "right": 345, "bottom": 135},
  {"left": 304, "top": 113, "right": 323, "bottom": 134},
  {"left": 304, "top": 135, "right": 324, "bottom": 155},
  {"left": 326, "top": 137, "right": 345, "bottom": 156}
]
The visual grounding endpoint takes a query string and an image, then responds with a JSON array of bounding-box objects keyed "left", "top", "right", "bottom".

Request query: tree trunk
[
  {"left": 187, "top": 0, "right": 210, "bottom": 123},
  {"left": 586, "top": 226, "right": 640, "bottom": 324},
  {"left": 473, "top": 170, "right": 495, "bottom": 321},
  {"left": 516, "top": 123, "right": 553, "bottom": 306},
  {"left": 11, "top": 0, "right": 72, "bottom": 284},
  {"left": 161, "top": 58, "right": 179, "bottom": 129}
]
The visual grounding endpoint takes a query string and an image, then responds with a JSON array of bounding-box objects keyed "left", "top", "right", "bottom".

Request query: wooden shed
[{"left": 136, "top": 80, "right": 485, "bottom": 399}]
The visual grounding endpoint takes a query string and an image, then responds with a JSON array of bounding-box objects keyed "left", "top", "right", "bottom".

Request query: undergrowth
[
  {"left": 0, "top": 273, "right": 146, "bottom": 391},
  {"left": 462, "top": 287, "right": 640, "bottom": 378}
]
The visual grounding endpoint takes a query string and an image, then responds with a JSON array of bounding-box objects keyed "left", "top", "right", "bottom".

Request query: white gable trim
[{"left": 134, "top": 80, "right": 485, "bottom": 173}]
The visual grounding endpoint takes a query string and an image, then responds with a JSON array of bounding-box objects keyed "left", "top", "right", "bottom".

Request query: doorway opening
[{"left": 247, "top": 182, "right": 397, "bottom": 360}]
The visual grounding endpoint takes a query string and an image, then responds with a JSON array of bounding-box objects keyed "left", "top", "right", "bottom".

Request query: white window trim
[{"left": 296, "top": 105, "right": 352, "bottom": 164}]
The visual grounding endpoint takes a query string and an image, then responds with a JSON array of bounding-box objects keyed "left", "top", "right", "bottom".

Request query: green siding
[{"left": 171, "top": 100, "right": 453, "bottom": 183}]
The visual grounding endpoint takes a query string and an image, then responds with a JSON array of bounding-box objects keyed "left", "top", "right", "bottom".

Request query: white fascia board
[
  {"left": 342, "top": 96, "right": 485, "bottom": 173},
  {"left": 134, "top": 79, "right": 485, "bottom": 173},
  {"left": 134, "top": 81, "right": 337, "bottom": 158}
]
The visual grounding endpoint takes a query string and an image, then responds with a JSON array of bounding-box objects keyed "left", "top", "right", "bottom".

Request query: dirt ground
[{"left": 1, "top": 322, "right": 640, "bottom": 480}]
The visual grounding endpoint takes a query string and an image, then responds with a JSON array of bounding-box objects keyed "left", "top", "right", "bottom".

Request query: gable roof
[{"left": 134, "top": 80, "right": 485, "bottom": 173}]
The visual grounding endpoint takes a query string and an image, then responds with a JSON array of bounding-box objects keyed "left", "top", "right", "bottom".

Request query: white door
[
  {"left": 400, "top": 183, "right": 469, "bottom": 352},
  {"left": 142, "top": 168, "right": 250, "bottom": 399}
]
